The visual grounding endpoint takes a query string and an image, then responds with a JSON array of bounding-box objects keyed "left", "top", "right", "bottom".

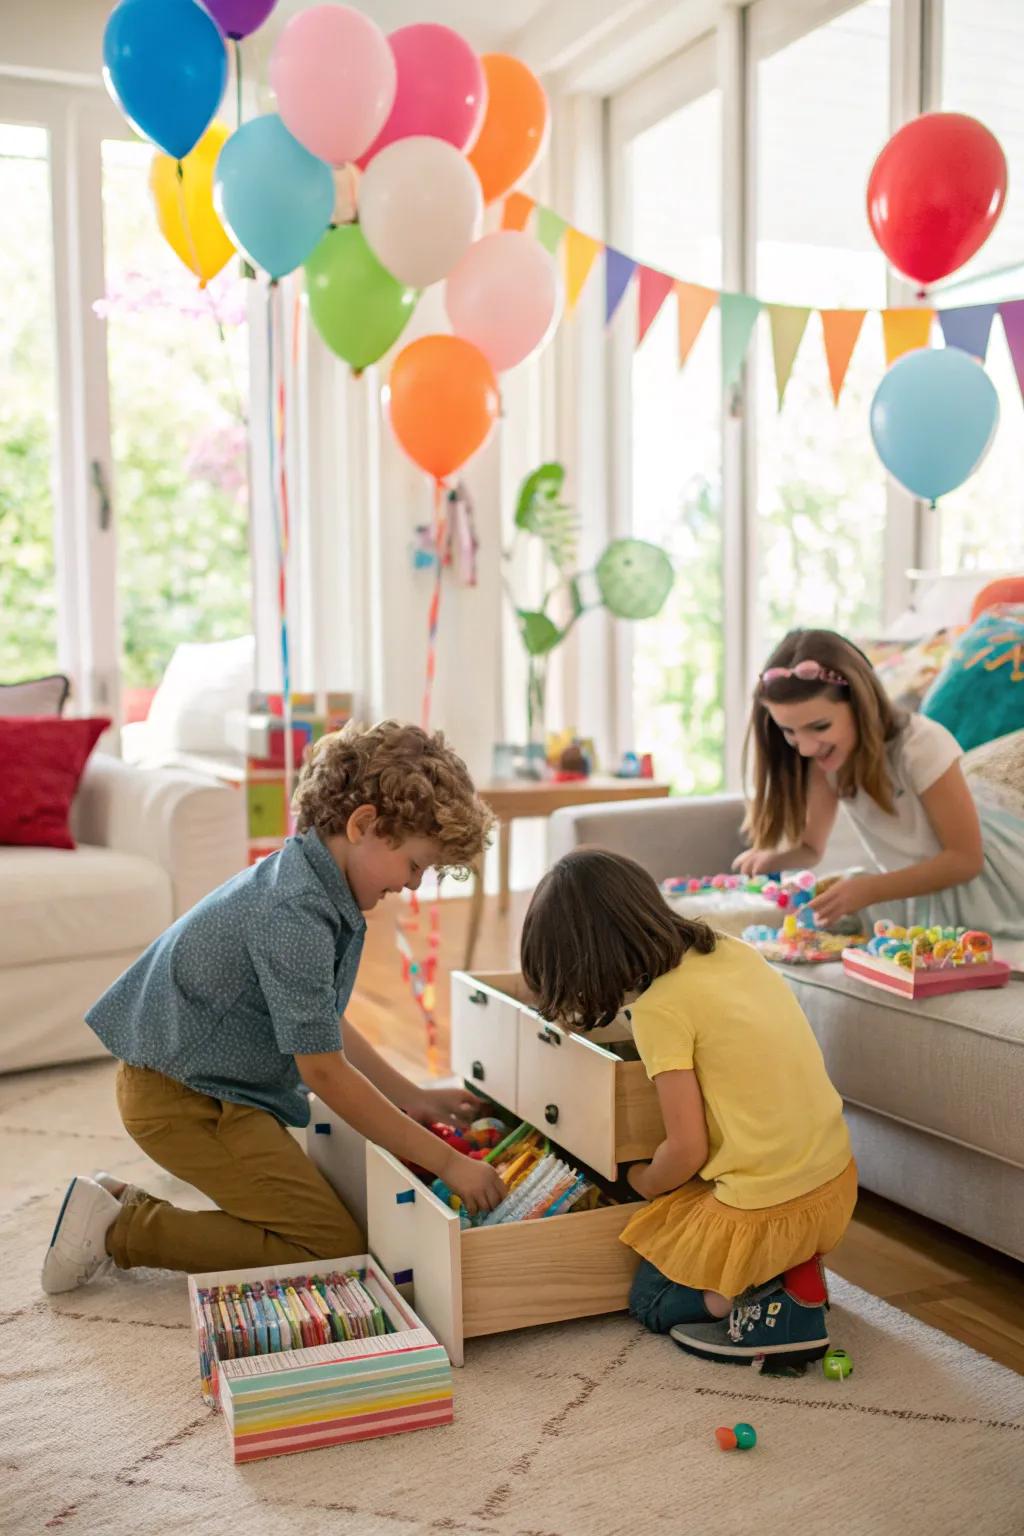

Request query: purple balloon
[{"left": 202, "top": 0, "right": 277, "bottom": 40}]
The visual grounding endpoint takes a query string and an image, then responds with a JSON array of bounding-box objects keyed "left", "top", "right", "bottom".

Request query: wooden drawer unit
[
  {"left": 365, "top": 1141, "right": 642, "bottom": 1367},
  {"left": 449, "top": 969, "right": 525, "bottom": 1110},
  {"left": 451, "top": 969, "right": 665, "bottom": 1181}
]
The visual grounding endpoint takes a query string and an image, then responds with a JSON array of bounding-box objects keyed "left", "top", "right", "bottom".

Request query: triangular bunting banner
[
  {"left": 1000, "top": 301, "right": 1024, "bottom": 402},
  {"left": 564, "top": 227, "right": 602, "bottom": 313},
  {"left": 676, "top": 282, "right": 718, "bottom": 368},
  {"left": 605, "top": 247, "right": 637, "bottom": 325},
  {"left": 637, "top": 266, "right": 676, "bottom": 345},
  {"left": 501, "top": 192, "right": 535, "bottom": 232},
  {"left": 536, "top": 206, "right": 568, "bottom": 256},
  {"left": 938, "top": 303, "right": 998, "bottom": 361},
  {"left": 820, "top": 309, "right": 866, "bottom": 404},
  {"left": 882, "top": 306, "right": 934, "bottom": 365},
  {"left": 767, "top": 304, "right": 811, "bottom": 408},
  {"left": 720, "top": 293, "right": 762, "bottom": 392}
]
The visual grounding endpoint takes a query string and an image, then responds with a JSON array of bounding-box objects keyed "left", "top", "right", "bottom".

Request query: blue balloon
[
  {"left": 215, "top": 116, "right": 335, "bottom": 281},
  {"left": 103, "top": 0, "right": 227, "bottom": 161},
  {"left": 870, "top": 345, "right": 999, "bottom": 505}
]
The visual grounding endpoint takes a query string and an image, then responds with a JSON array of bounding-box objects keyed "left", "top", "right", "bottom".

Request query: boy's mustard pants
[{"left": 106, "top": 1063, "right": 364, "bottom": 1273}]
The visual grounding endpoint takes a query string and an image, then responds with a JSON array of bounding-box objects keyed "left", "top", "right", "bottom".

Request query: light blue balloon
[
  {"left": 103, "top": 0, "right": 227, "bottom": 161},
  {"left": 215, "top": 115, "right": 335, "bottom": 281},
  {"left": 870, "top": 345, "right": 999, "bottom": 506}
]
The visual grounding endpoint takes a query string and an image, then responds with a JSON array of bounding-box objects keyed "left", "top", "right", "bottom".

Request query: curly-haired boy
[{"left": 42, "top": 722, "right": 503, "bottom": 1295}]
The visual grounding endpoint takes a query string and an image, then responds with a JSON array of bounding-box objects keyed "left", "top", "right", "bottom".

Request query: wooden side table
[{"left": 463, "top": 777, "right": 671, "bottom": 969}]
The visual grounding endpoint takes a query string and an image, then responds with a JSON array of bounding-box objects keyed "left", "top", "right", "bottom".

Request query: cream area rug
[{"left": 2, "top": 1061, "right": 1022, "bottom": 1536}]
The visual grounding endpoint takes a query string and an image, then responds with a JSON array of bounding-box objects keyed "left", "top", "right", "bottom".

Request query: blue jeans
[{"left": 628, "top": 1259, "right": 712, "bottom": 1334}]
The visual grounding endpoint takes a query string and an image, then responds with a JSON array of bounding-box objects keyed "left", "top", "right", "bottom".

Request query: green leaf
[
  {"left": 514, "top": 462, "right": 565, "bottom": 529},
  {"left": 516, "top": 609, "right": 564, "bottom": 656}
]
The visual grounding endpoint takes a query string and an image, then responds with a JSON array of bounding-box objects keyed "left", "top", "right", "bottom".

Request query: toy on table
[
  {"left": 663, "top": 867, "right": 834, "bottom": 915},
  {"left": 742, "top": 911, "right": 867, "bottom": 966},
  {"left": 843, "top": 922, "right": 1011, "bottom": 999},
  {"left": 614, "top": 750, "right": 654, "bottom": 780}
]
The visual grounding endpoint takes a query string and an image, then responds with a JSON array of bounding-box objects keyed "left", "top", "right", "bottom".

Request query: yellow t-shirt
[{"left": 629, "top": 935, "right": 851, "bottom": 1210}]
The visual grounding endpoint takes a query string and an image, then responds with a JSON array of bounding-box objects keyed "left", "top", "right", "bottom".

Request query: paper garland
[{"left": 503, "top": 193, "right": 1024, "bottom": 408}]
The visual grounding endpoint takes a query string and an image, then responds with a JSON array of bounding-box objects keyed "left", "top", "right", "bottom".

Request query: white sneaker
[
  {"left": 41, "top": 1176, "right": 121, "bottom": 1295},
  {"left": 92, "top": 1170, "right": 141, "bottom": 1204}
]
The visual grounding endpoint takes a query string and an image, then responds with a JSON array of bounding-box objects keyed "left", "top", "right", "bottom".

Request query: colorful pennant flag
[
  {"left": 501, "top": 192, "right": 535, "bottom": 233},
  {"left": 820, "top": 310, "right": 866, "bottom": 405},
  {"left": 637, "top": 266, "right": 675, "bottom": 345},
  {"left": 536, "top": 206, "right": 568, "bottom": 256},
  {"left": 564, "top": 227, "right": 602, "bottom": 313},
  {"left": 676, "top": 282, "right": 718, "bottom": 369},
  {"left": 605, "top": 248, "right": 637, "bottom": 326},
  {"left": 1000, "top": 301, "right": 1024, "bottom": 403},
  {"left": 937, "top": 303, "right": 999, "bottom": 361},
  {"left": 882, "top": 306, "right": 934, "bottom": 365},
  {"left": 767, "top": 305, "right": 811, "bottom": 409},
  {"left": 720, "top": 293, "right": 762, "bottom": 392}
]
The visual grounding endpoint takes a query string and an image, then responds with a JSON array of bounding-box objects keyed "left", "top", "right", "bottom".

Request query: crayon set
[{"left": 188, "top": 1255, "right": 453, "bottom": 1463}]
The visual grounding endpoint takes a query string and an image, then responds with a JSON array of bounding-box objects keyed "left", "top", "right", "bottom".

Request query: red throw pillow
[{"left": 0, "top": 716, "right": 110, "bottom": 850}]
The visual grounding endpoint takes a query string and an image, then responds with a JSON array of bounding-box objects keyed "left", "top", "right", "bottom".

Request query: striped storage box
[{"left": 188, "top": 1255, "right": 453, "bottom": 1462}]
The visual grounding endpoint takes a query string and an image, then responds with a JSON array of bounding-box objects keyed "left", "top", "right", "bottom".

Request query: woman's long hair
[
  {"left": 745, "top": 628, "right": 905, "bottom": 850},
  {"left": 520, "top": 847, "right": 716, "bottom": 1030}
]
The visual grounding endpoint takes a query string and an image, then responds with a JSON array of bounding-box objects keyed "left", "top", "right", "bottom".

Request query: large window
[
  {"left": 624, "top": 89, "right": 725, "bottom": 793},
  {"left": 754, "top": 0, "right": 891, "bottom": 656},
  {"left": 937, "top": 0, "right": 1024, "bottom": 573},
  {"left": 0, "top": 124, "right": 59, "bottom": 681}
]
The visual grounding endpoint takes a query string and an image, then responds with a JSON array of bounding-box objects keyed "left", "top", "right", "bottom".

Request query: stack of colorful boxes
[{"left": 245, "top": 691, "right": 353, "bottom": 864}]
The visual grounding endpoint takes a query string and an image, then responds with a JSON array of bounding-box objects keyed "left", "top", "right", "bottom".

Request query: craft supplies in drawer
[
  {"left": 187, "top": 1255, "right": 452, "bottom": 1462},
  {"left": 449, "top": 969, "right": 523, "bottom": 1108}
]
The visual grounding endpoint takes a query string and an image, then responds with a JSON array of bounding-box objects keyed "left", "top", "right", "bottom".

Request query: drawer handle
[
  {"left": 471, "top": 1060, "right": 485, "bottom": 1082},
  {"left": 469, "top": 990, "right": 488, "bottom": 1006},
  {"left": 536, "top": 1026, "right": 562, "bottom": 1046},
  {"left": 544, "top": 1103, "right": 559, "bottom": 1125},
  {"left": 313, "top": 1122, "right": 331, "bottom": 1135}
]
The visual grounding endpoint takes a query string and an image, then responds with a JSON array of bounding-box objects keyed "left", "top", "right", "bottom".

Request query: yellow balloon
[{"left": 149, "top": 121, "right": 235, "bottom": 286}]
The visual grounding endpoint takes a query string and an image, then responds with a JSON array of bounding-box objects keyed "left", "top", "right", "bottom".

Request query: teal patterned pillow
[{"left": 921, "top": 610, "right": 1024, "bottom": 751}]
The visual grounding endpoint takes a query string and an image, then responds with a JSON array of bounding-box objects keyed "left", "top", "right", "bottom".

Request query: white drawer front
[
  {"left": 515, "top": 1013, "right": 618, "bottom": 1180},
  {"left": 450, "top": 972, "right": 519, "bottom": 1109}
]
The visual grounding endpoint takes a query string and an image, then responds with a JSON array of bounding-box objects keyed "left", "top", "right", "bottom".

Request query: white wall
[{"left": 0, "top": 1, "right": 109, "bottom": 81}]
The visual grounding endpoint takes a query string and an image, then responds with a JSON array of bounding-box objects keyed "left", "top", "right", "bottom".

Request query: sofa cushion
[
  {"left": 783, "top": 965, "right": 1024, "bottom": 1169},
  {"left": 0, "top": 845, "right": 173, "bottom": 968}
]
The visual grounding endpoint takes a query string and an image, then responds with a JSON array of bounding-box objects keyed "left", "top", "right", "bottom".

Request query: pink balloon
[
  {"left": 358, "top": 23, "right": 486, "bottom": 168},
  {"left": 270, "top": 5, "right": 396, "bottom": 167},
  {"left": 445, "top": 231, "right": 560, "bottom": 373}
]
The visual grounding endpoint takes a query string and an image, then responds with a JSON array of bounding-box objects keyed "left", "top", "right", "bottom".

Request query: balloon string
[
  {"left": 421, "top": 480, "right": 447, "bottom": 731},
  {"left": 234, "top": 40, "right": 243, "bottom": 131},
  {"left": 266, "top": 282, "right": 294, "bottom": 825},
  {"left": 174, "top": 159, "right": 205, "bottom": 289}
]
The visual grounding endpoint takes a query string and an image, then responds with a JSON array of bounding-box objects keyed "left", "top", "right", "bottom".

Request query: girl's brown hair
[
  {"left": 745, "top": 628, "right": 905, "bottom": 850},
  {"left": 292, "top": 720, "right": 492, "bottom": 877},
  {"left": 520, "top": 848, "right": 716, "bottom": 1030}
]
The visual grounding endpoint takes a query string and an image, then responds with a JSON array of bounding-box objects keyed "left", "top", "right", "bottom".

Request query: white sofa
[{"left": 0, "top": 754, "right": 246, "bottom": 1074}]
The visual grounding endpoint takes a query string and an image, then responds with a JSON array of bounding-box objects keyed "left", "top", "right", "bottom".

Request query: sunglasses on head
[{"left": 760, "top": 660, "right": 848, "bottom": 688}]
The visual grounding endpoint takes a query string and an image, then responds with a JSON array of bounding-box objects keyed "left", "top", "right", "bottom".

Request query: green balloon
[
  {"left": 304, "top": 225, "right": 417, "bottom": 372},
  {"left": 595, "top": 538, "right": 674, "bottom": 620}
]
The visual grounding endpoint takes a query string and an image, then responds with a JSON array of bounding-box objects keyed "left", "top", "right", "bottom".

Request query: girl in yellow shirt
[{"left": 520, "top": 847, "right": 857, "bottom": 1368}]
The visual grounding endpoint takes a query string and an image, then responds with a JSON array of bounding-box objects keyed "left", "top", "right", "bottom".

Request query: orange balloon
[
  {"left": 388, "top": 335, "right": 499, "bottom": 482},
  {"left": 467, "top": 54, "right": 549, "bottom": 205}
]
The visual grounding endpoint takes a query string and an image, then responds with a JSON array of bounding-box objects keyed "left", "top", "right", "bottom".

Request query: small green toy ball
[
  {"left": 733, "top": 1422, "right": 757, "bottom": 1450},
  {"left": 595, "top": 538, "right": 674, "bottom": 620},
  {"left": 823, "top": 1347, "right": 853, "bottom": 1381}
]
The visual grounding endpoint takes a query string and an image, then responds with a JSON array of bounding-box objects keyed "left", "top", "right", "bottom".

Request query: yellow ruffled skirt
[{"left": 620, "top": 1159, "right": 858, "bottom": 1297}]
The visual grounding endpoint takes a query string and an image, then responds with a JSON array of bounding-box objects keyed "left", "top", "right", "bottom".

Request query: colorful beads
[
  {"left": 716, "top": 1422, "right": 757, "bottom": 1450},
  {"left": 866, "top": 924, "right": 995, "bottom": 972}
]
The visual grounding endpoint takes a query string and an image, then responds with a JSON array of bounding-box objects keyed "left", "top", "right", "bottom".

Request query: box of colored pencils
[{"left": 187, "top": 1255, "right": 453, "bottom": 1462}]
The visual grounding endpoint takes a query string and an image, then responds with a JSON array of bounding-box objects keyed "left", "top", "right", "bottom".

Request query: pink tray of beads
[{"left": 841, "top": 948, "right": 1011, "bottom": 999}]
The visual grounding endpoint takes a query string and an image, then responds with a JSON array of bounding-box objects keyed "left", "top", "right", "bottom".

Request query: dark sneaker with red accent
[{"left": 669, "top": 1286, "right": 830, "bottom": 1367}]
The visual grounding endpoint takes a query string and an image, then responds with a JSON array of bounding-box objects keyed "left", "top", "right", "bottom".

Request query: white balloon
[{"left": 358, "top": 136, "right": 483, "bottom": 289}]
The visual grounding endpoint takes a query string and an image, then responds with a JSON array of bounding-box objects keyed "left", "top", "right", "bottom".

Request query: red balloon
[{"left": 867, "top": 113, "right": 1007, "bottom": 286}]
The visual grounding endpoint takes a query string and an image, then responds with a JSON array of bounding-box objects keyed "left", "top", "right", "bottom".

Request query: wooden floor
[{"left": 351, "top": 887, "right": 1024, "bottom": 1375}]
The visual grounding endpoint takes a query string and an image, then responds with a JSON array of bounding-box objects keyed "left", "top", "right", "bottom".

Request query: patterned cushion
[
  {"left": 0, "top": 673, "right": 70, "bottom": 716},
  {"left": 862, "top": 630, "right": 961, "bottom": 712},
  {"left": 922, "top": 610, "right": 1024, "bottom": 751}
]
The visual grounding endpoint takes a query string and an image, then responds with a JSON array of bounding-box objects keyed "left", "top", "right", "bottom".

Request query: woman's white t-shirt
[{"left": 837, "top": 714, "right": 962, "bottom": 871}]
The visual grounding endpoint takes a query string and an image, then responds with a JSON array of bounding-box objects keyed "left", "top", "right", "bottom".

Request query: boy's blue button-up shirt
[{"left": 86, "top": 830, "right": 366, "bottom": 1126}]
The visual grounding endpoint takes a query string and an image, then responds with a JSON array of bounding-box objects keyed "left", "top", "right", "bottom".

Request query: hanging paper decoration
[
  {"left": 535, "top": 206, "right": 568, "bottom": 256},
  {"left": 676, "top": 282, "right": 718, "bottom": 369},
  {"left": 767, "top": 304, "right": 811, "bottom": 409},
  {"left": 721, "top": 293, "right": 762, "bottom": 392},
  {"left": 502, "top": 191, "right": 535, "bottom": 232},
  {"left": 937, "top": 303, "right": 999, "bottom": 362},
  {"left": 1000, "top": 301, "right": 1024, "bottom": 402},
  {"left": 564, "top": 228, "right": 602, "bottom": 313},
  {"left": 820, "top": 309, "right": 866, "bottom": 405},
  {"left": 636, "top": 266, "right": 675, "bottom": 345},
  {"left": 605, "top": 248, "right": 636, "bottom": 325},
  {"left": 883, "top": 306, "right": 933, "bottom": 365}
]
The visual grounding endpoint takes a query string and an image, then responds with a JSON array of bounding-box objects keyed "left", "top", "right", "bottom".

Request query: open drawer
[
  {"left": 365, "top": 1141, "right": 643, "bottom": 1367},
  {"left": 449, "top": 969, "right": 528, "bottom": 1111}
]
